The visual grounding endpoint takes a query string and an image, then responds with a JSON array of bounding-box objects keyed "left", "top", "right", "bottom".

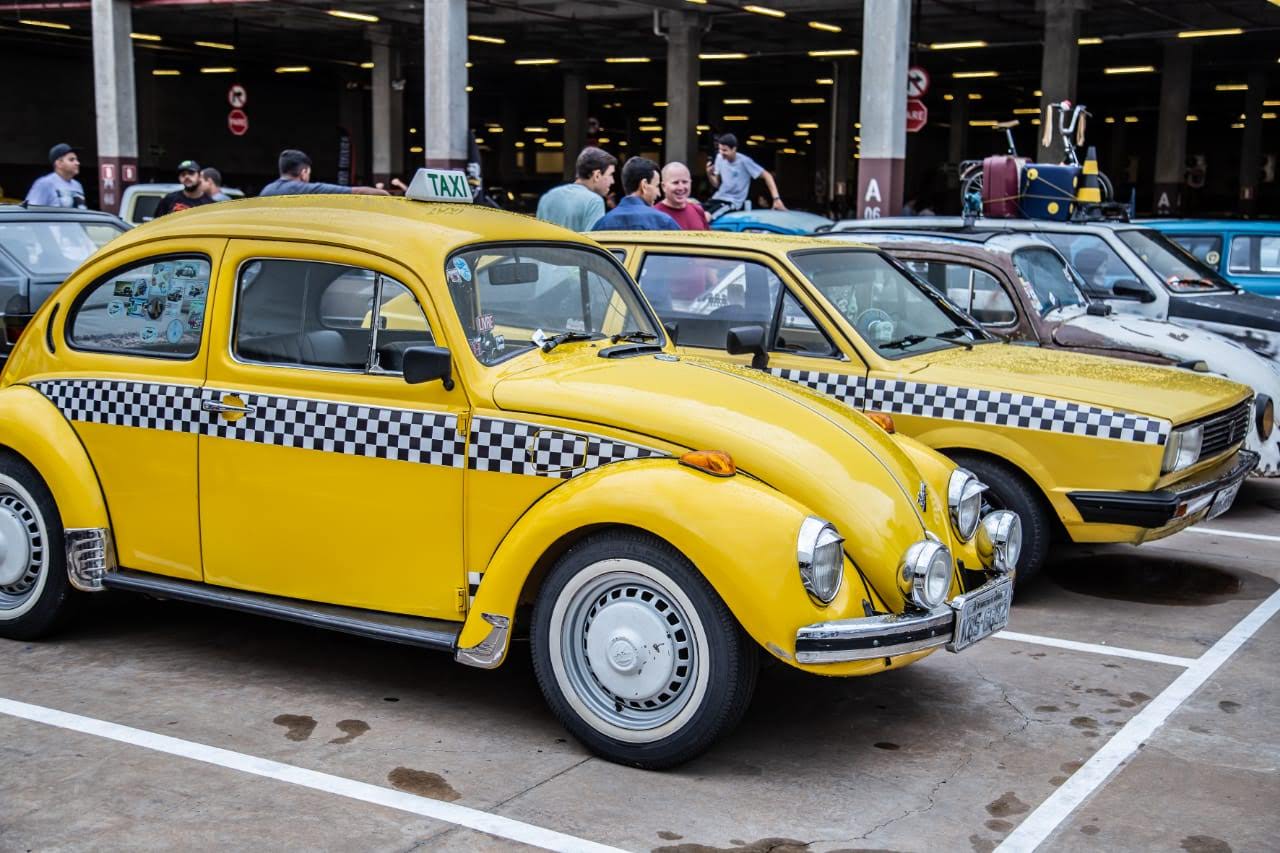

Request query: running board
[{"left": 102, "top": 569, "right": 461, "bottom": 652}]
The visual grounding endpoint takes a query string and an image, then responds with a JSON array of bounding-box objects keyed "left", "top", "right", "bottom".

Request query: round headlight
[
  {"left": 977, "top": 510, "right": 1022, "bottom": 574},
  {"left": 947, "top": 469, "right": 988, "bottom": 541},
  {"left": 899, "top": 540, "right": 953, "bottom": 610},
  {"left": 1256, "top": 394, "right": 1274, "bottom": 440},
  {"left": 797, "top": 516, "right": 844, "bottom": 605}
]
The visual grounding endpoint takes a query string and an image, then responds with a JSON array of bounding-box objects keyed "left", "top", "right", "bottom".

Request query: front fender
[
  {"left": 0, "top": 385, "right": 110, "bottom": 529},
  {"left": 893, "top": 434, "right": 983, "bottom": 579},
  {"left": 460, "top": 458, "right": 872, "bottom": 664}
]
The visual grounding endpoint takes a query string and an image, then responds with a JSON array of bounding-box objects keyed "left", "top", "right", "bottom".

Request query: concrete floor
[{"left": 2, "top": 480, "right": 1277, "bottom": 853}]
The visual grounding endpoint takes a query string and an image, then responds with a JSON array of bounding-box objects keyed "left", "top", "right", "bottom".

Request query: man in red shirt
[{"left": 655, "top": 162, "right": 709, "bottom": 231}]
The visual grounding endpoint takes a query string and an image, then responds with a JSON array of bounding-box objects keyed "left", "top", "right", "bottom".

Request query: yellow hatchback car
[
  {"left": 601, "top": 232, "right": 1257, "bottom": 579},
  {"left": 0, "top": 174, "right": 1020, "bottom": 768}
]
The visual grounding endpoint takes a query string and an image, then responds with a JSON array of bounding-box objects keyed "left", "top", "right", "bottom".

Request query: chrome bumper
[{"left": 794, "top": 573, "right": 1012, "bottom": 664}]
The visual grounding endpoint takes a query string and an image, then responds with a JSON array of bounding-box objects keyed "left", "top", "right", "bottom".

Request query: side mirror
[
  {"left": 726, "top": 324, "right": 769, "bottom": 370},
  {"left": 663, "top": 321, "right": 679, "bottom": 346},
  {"left": 1111, "top": 280, "right": 1156, "bottom": 303},
  {"left": 1086, "top": 302, "right": 1113, "bottom": 316},
  {"left": 402, "top": 345, "right": 455, "bottom": 390}
]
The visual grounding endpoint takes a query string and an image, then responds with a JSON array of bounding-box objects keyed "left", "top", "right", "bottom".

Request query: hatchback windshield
[
  {"left": 446, "top": 244, "right": 661, "bottom": 365},
  {"left": 1011, "top": 247, "right": 1085, "bottom": 316},
  {"left": 789, "top": 249, "right": 985, "bottom": 357},
  {"left": 0, "top": 220, "right": 124, "bottom": 276},
  {"left": 1116, "top": 229, "right": 1234, "bottom": 293}
]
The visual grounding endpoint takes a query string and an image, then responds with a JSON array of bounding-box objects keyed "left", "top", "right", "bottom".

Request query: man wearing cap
[
  {"left": 153, "top": 160, "right": 215, "bottom": 217},
  {"left": 24, "top": 144, "right": 85, "bottom": 208}
]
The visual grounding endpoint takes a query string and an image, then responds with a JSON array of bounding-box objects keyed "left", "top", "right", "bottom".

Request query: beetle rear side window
[{"left": 69, "top": 257, "right": 209, "bottom": 358}]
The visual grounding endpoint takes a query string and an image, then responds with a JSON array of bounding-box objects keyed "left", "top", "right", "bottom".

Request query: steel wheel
[
  {"left": 549, "top": 560, "right": 711, "bottom": 743},
  {"left": 0, "top": 477, "right": 50, "bottom": 620}
]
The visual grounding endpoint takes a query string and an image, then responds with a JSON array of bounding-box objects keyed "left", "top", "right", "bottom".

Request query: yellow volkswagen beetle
[
  {"left": 600, "top": 231, "right": 1256, "bottom": 581},
  {"left": 0, "top": 174, "right": 1019, "bottom": 768}
]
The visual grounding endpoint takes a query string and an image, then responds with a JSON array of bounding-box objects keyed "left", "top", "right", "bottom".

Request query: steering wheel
[{"left": 854, "top": 308, "right": 895, "bottom": 341}]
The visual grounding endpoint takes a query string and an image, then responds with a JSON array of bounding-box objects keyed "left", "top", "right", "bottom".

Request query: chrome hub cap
[
  {"left": 0, "top": 490, "right": 45, "bottom": 610},
  {"left": 552, "top": 564, "right": 703, "bottom": 741}
]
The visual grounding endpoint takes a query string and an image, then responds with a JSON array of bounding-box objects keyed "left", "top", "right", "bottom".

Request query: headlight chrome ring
[
  {"left": 947, "top": 468, "right": 988, "bottom": 542},
  {"left": 797, "top": 516, "right": 844, "bottom": 605},
  {"left": 977, "top": 510, "right": 1022, "bottom": 574},
  {"left": 899, "top": 540, "right": 953, "bottom": 611},
  {"left": 1256, "top": 394, "right": 1274, "bottom": 441}
]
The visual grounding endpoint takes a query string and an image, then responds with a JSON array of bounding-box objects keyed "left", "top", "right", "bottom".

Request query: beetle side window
[
  {"left": 234, "top": 259, "right": 433, "bottom": 374},
  {"left": 68, "top": 257, "right": 209, "bottom": 358},
  {"left": 637, "top": 253, "right": 780, "bottom": 349}
]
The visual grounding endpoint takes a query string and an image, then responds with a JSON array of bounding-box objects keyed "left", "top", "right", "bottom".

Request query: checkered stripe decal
[
  {"left": 770, "top": 369, "right": 1170, "bottom": 445},
  {"left": 205, "top": 391, "right": 464, "bottom": 467},
  {"left": 32, "top": 379, "right": 204, "bottom": 434},
  {"left": 468, "top": 417, "right": 667, "bottom": 478}
]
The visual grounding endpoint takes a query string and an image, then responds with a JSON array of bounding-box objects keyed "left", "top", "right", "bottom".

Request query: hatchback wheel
[
  {"left": 531, "top": 532, "right": 757, "bottom": 769},
  {"left": 948, "top": 452, "right": 1051, "bottom": 583},
  {"left": 0, "top": 453, "right": 74, "bottom": 640}
]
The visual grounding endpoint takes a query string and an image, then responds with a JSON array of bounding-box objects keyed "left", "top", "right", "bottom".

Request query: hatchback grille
[{"left": 1195, "top": 399, "right": 1252, "bottom": 463}]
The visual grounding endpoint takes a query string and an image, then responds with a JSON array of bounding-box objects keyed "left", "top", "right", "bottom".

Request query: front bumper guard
[
  {"left": 794, "top": 572, "right": 1012, "bottom": 664},
  {"left": 1066, "top": 449, "right": 1258, "bottom": 529}
]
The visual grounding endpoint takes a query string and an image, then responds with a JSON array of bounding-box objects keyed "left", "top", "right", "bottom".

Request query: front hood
[
  {"left": 493, "top": 348, "right": 952, "bottom": 591},
  {"left": 898, "top": 342, "right": 1249, "bottom": 424},
  {"left": 1168, "top": 290, "right": 1280, "bottom": 333}
]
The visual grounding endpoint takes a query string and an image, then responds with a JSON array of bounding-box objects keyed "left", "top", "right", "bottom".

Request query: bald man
[{"left": 655, "top": 162, "right": 709, "bottom": 231}]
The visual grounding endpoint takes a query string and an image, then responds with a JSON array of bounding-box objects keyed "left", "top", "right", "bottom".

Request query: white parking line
[
  {"left": 995, "top": 588, "right": 1280, "bottom": 853},
  {"left": 1186, "top": 527, "right": 1280, "bottom": 544},
  {"left": 993, "top": 631, "right": 1196, "bottom": 668},
  {"left": 0, "top": 697, "right": 625, "bottom": 853}
]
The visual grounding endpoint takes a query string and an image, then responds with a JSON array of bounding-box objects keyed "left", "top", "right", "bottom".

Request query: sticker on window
[
  {"left": 475, "top": 313, "right": 495, "bottom": 333},
  {"left": 452, "top": 257, "right": 473, "bottom": 282}
]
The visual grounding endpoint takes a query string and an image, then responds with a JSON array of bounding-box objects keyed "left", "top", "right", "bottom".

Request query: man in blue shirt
[
  {"left": 259, "top": 149, "right": 388, "bottom": 197},
  {"left": 591, "top": 158, "right": 677, "bottom": 232},
  {"left": 25, "top": 143, "right": 86, "bottom": 208}
]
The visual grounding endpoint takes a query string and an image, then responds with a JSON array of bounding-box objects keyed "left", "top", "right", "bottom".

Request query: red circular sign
[
  {"left": 906, "top": 99, "right": 928, "bottom": 133},
  {"left": 227, "top": 109, "right": 249, "bottom": 136}
]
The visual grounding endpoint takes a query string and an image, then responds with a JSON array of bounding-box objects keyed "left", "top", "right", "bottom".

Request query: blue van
[{"left": 1142, "top": 220, "right": 1280, "bottom": 297}]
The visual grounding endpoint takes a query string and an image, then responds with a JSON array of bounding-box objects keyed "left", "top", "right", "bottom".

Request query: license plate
[
  {"left": 1208, "top": 480, "right": 1242, "bottom": 520},
  {"left": 947, "top": 575, "right": 1014, "bottom": 653}
]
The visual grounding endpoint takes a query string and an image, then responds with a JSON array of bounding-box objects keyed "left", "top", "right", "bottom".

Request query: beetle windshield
[
  {"left": 1116, "top": 229, "right": 1235, "bottom": 294},
  {"left": 1011, "top": 247, "right": 1086, "bottom": 317},
  {"left": 789, "top": 249, "right": 988, "bottom": 358},
  {"left": 0, "top": 220, "right": 124, "bottom": 276},
  {"left": 446, "top": 244, "right": 661, "bottom": 365}
]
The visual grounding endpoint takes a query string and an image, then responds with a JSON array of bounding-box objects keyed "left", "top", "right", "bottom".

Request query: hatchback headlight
[
  {"left": 947, "top": 469, "right": 988, "bottom": 541},
  {"left": 1257, "top": 395, "right": 1274, "bottom": 440},
  {"left": 977, "top": 510, "right": 1022, "bottom": 574},
  {"left": 899, "top": 540, "right": 953, "bottom": 610},
  {"left": 797, "top": 516, "right": 844, "bottom": 605},
  {"left": 1161, "top": 423, "right": 1203, "bottom": 474}
]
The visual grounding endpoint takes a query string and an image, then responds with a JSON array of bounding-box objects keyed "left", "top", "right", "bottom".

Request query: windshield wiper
[
  {"left": 935, "top": 327, "right": 977, "bottom": 350},
  {"left": 881, "top": 329, "right": 974, "bottom": 352},
  {"left": 532, "top": 328, "right": 594, "bottom": 353},
  {"left": 610, "top": 329, "right": 659, "bottom": 344}
]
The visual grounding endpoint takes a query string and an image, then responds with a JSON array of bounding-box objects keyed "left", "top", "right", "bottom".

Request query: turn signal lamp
[
  {"left": 863, "top": 411, "right": 895, "bottom": 433},
  {"left": 679, "top": 450, "right": 736, "bottom": 477}
]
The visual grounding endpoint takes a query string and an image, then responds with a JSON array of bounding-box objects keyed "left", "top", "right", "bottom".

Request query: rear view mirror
[
  {"left": 402, "top": 345, "right": 455, "bottom": 390},
  {"left": 727, "top": 324, "right": 769, "bottom": 370},
  {"left": 486, "top": 262, "right": 540, "bottom": 286},
  {"left": 1111, "top": 280, "right": 1156, "bottom": 303}
]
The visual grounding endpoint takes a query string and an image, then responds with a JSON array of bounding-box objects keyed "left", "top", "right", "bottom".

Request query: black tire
[
  {"left": 0, "top": 451, "right": 75, "bottom": 640},
  {"left": 946, "top": 452, "right": 1052, "bottom": 583},
  {"left": 530, "top": 530, "right": 758, "bottom": 769}
]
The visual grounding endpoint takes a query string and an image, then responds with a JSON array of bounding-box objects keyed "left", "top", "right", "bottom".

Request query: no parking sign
[{"left": 227, "top": 83, "right": 248, "bottom": 109}]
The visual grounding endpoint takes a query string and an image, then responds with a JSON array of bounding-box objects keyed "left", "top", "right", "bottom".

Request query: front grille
[{"left": 1195, "top": 399, "right": 1252, "bottom": 463}]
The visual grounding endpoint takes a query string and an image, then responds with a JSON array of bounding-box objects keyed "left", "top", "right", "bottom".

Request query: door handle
[{"left": 202, "top": 397, "right": 255, "bottom": 416}]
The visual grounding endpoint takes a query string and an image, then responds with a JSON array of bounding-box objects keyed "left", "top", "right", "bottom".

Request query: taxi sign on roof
[{"left": 406, "top": 168, "right": 472, "bottom": 203}]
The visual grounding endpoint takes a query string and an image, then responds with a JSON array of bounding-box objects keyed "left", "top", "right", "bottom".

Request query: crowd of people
[{"left": 23, "top": 132, "right": 785, "bottom": 233}]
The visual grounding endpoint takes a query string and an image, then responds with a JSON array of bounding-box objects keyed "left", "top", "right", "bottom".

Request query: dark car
[{"left": 0, "top": 205, "right": 129, "bottom": 358}]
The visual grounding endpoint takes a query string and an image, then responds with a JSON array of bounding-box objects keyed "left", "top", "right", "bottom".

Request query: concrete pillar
[
  {"left": 1153, "top": 42, "right": 1192, "bottom": 215},
  {"left": 1238, "top": 70, "right": 1267, "bottom": 214},
  {"left": 369, "top": 28, "right": 405, "bottom": 185},
  {"left": 91, "top": 0, "right": 138, "bottom": 213},
  {"left": 664, "top": 11, "right": 701, "bottom": 168},
  {"left": 423, "top": 0, "right": 468, "bottom": 170},
  {"left": 1036, "top": 0, "right": 1085, "bottom": 163},
  {"left": 563, "top": 69, "right": 587, "bottom": 180},
  {"left": 829, "top": 59, "right": 854, "bottom": 215},
  {"left": 856, "top": 0, "right": 910, "bottom": 218}
]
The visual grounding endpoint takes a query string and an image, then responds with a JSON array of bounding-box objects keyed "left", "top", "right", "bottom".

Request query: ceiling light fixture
[
  {"left": 1104, "top": 65, "right": 1155, "bottom": 74},
  {"left": 130, "top": 32, "right": 161, "bottom": 41},
  {"left": 1177, "top": 27, "right": 1243, "bottom": 39},
  {"left": 515, "top": 58, "right": 559, "bottom": 66},
  {"left": 200, "top": 67, "right": 236, "bottom": 74},
  {"left": 953, "top": 70, "right": 998, "bottom": 79},
  {"left": 194, "top": 40, "right": 235, "bottom": 50},
  {"left": 468, "top": 34, "right": 506, "bottom": 45},
  {"left": 606, "top": 56, "right": 651, "bottom": 63},
  {"left": 1077, "top": 37, "right": 1103, "bottom": 45},
  {"left": 585, "top": 83, "right": 615, "bottom": 90},
  {"left": 1215, "top": 83, "right": 1248, "bottom": 91},
  {"left": 18, "top": 19, "right": 70, "bottom": 30},
  {"left": 931, "top": 40, "right": 987, "bottom": 50},
  {"left": 699, "top": 52, "right": 748, "bottom": 60},
  {"left": 809, "top": 21, "right": 841, "bottom": 33},
  {"left": 275, "top": 66, "right": 310, "bottom": 73},
  {"left": 743, "top": 5, "right": 786, "bottom": 18},
  {"left": 152, "top": 69, "right": 181, "bottom": 76},
  {"left": 808, "top": 48, "right": 858, "bottom": 57},
  {"left": 328, "top": 10, "right": 379, "bottom": 23}
]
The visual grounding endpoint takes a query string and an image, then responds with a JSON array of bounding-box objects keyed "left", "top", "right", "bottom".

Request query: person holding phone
[{"left": 705, "top": 133, "right": 784, "bottom": 218}]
